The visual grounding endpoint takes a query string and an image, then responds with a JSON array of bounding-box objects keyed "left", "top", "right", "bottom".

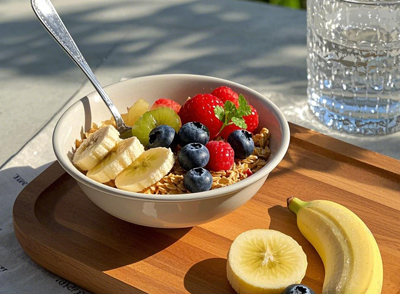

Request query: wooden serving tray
[{"left": 13, "top": 124, "right": 400, "bottom": 294}]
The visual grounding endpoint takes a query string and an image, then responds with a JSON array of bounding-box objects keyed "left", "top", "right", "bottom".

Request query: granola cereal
[
  {"left": 144, "top": 136, "right": 270, "bottom": 193},
  {"left": 76, "top": 120, "right": 271, "bottom": 195}
]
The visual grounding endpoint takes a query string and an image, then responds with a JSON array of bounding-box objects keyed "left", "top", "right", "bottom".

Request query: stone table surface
[{"left": 1, "top": 0, "right": 398, "bottom": 168}]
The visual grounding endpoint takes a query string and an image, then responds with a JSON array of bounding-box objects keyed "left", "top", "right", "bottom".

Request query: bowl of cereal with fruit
[{"left": 53, "top": 74, "right": 290, "bottom": 228}]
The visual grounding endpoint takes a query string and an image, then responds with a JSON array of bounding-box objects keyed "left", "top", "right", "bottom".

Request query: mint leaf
[
  {"left": 237, "top": 94, "right": 251, "bottom": 117},
  {"left": 214, "top": 93, "right": 251, "bottom": 135},
  {"left": 224, "top": 101, "right": 237, "bottom": 123},
  {"left": 231, "top": 117, "right": 247, "bottom": 129},
  {"left": 214, "top": 105, "right": 225, "bottom": 121}
]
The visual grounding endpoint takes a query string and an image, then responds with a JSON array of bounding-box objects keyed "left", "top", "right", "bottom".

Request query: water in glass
[{"left": 307, "top": 0, "right": 400, "bottom": 135}]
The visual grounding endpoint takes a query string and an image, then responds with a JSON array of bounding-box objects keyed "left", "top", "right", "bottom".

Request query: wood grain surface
[{"left": 13, "top": 124, "right": 400, "bottom": 294}]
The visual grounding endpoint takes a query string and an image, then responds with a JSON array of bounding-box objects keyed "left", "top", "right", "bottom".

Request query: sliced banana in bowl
[
  {"left": 71, "top": 123, "right": 175, "bottom": 192},
  {"left": 72, "top": 125, "right": 120, "bottom": 171},
  {"left": 86, "top": 136, "right": 145, "bottom": 183},
  {"left": 115, "top": 147, "right": 175, "bottom": 192}
]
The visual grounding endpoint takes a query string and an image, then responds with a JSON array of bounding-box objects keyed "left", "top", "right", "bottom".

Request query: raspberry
[
  {"left": 211, "top": 86, "right": 239, "bottom": 106},
  {"left": 150, "top": 98, "right": 181, "bottom": 113},
  {"left": 219, "top": 104, "right": 259, "bottom": 139},
  {"left": 205, "top": 141, "right": 234, "bottom": 171},
  {"left": 178, "top": 94, "right": 224, "bottom": 139}
]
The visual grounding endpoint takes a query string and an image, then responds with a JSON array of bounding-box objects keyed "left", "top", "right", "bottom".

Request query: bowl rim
[{"left": 53, "top": 74, "right": 290, "bottom": 202}]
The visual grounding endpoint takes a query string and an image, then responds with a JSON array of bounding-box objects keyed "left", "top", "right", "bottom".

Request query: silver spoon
[{"left": 31, "top": 0, "right": 132, "bottom": 136}]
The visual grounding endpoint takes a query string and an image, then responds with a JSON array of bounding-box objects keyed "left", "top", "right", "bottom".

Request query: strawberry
[
  {"left": 220, "top": 123, "right": 241, "bottom": 140},
  {"left": 244, "top": 105, "right": 259, "bottom": 132},
  {"left": 178, "top": 94, "right": 224, "bottom": 139},
  {"left": 150, "top": 98, "right": 181, "bottom": 113},
  {"left": 206, "top": 141, "right": 234, "bottom": 171},
  {"left": 219, "top": 105, "right": 259, "bottom": 139},
  {"left": 211, "top": 86, "right": 239, "bottom": 106}
]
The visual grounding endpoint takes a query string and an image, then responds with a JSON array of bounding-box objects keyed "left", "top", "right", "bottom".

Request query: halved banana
[
  {"left": 115, "top": 147, "right": 175, "bottom": 192},
  {"left": 72, "top": 125, "right": 120, "bottom": 171},
  {"left": 227, "top": 229, "right": 307, "bottom": 294},
  {"left": 86, "top": 136, "right": 145, "bottom": 183}
]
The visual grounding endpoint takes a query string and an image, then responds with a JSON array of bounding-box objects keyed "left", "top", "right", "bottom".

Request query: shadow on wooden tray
[{"left": 32, "top": 172, "right": 191, "bottom": 270}]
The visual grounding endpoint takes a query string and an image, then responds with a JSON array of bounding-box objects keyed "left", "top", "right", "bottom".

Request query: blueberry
[
  {"left": 178, "top": 143, "right": 209, "bottom": 171},
  {"left": 183, "top": 167, "right": 213, "bottom": 192},
  {"left": 227, "top": 129, "right": 255, "bottom": 159},
  {"left": 178, "top": 122, "right": 210, "bottom": 147},
  {"left": 148, "top": 125, "right": 178, "bottom": 150},
  {"left": 281, "top": 284, "right": 316, "bottom": 294}
]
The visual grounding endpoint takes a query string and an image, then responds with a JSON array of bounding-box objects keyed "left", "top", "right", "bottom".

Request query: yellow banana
[
  {"left": 287, "top": 197, "right": 383, "bottom": 294},
  {"left": 72, "top": 125, "right": 120, "bottom": 171}
]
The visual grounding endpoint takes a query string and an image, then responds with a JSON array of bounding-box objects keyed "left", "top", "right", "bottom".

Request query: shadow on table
[
  {"left": 267, "top": 205, "right": 324, "bottom": 292},
  {"left": 184, "top": 257, "right": 235, "bottom": 294},
  {"left": 1, "top": 0, "right": 307, "bottom": 94},
  {"left": 1, "top": 0, "right": 309, "bottom": 168}
]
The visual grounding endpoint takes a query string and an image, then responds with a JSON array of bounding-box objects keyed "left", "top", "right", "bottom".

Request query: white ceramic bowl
[{"left": 53, "top": 74, "right": 290, "bottom": 228}]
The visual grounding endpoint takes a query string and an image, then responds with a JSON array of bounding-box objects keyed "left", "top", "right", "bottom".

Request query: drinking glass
[{"left": 307, "top": 0, "right": 400, "bottom": 135}]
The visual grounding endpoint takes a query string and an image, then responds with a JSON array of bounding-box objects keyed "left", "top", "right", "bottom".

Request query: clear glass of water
[{"left": 307, "top": 0, "right": 400, "bottom": 135}]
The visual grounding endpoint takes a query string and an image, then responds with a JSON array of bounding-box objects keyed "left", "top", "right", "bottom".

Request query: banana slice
[
  {"left": 115, "top": 147, "right": 175, "bottom": 192},
  {"left": 227, "top": 229, "right": 307, "bottom": 294},
  {"left": 72, "top": 125, "right": 120, "bottom": 171},
  {"left": 86, "top": 136, "right": 145, "bottom": 183}
]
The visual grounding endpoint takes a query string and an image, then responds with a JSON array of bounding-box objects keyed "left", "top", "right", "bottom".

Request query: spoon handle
[{"left": 31, "top": 0, "right": 130, "bottom": 134}]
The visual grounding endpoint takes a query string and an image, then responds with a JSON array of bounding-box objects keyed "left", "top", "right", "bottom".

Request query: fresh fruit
[
  {"left": 183, "top": 167, "right": 213, "bottom": 192},
  {"left": 219, "top": 105, "right": 259, "bottom": 139},
  {"left": 148, "top": 125, "right": 178, "bottom": 150},
  {"left": 121, "top": 98, "right": 150, "bottom": 126},
  {"left": 86, "top": 137, "right": 145, "bottom": 183},
  {"left": 211, "top": 86, "right": 239, "bottom": 106},
  {"left": 178, "top": 143, "right": 210, "bottom": 171},
  {"left": 150, "top": 98, "right": 181, "bottom": 113},
  {"left": 287, "top": 197, "right": 383, "bottom": 294},
  {"left": 115, "top": 147, "right": 175, "bottom": 192},
  {"left": 178, "top": 93, "right": 224, "bottom": 139},
  {"left": 219, "top": 124, "right": 241, "bottom": 140},
  {"left": 244, "top": 168, "right": 253, "bottom": 177},
  {"left": 130, "top": 107, "right": 181, "bottom": 147},
  {"left": 228, "top": 129, "right": 255, "bottom": 159},
  {"left": 281, "top": 284, "right": 316, "bottom": 294},
  {"left": 178, "top": 122, "right": 210, "bottom": 147},
  {"left": 214, "top": 94, "right": 252, "bottom": 138},
  {"left": 244, "top": 104, "right": 259, "bottom": 132},
  {"left": 227, "top": 229, "right": 308, "bottom": 294},
  {"left": 72, "top": 125, "right": 120, "bottom": 171},
  {"left": 205, "top": 141, "right": 234, "bottom": 171}
]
